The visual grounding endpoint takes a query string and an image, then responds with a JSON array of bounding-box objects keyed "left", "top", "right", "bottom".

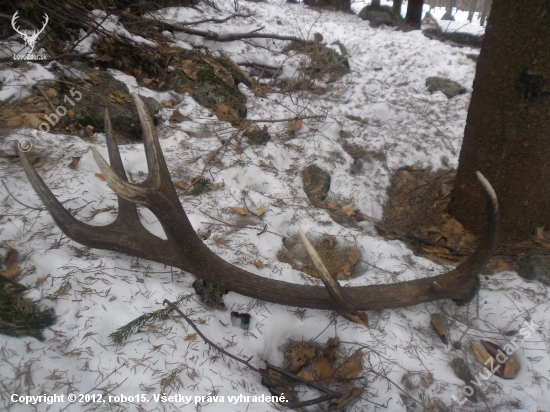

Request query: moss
[{"left": 0, "top": 276, "right": 55, "bottom": 340}]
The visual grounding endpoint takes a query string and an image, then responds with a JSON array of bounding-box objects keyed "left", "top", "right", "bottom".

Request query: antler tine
[
  {"left": 298, "top": 230, "right": 354, "bottom": 313},
  {"left": 16, "top": 143, "right": 183, "bottom": 267},
  {"left": 131, "top": 93, "right": 174, "bottom": 190},
  {"left": 11, "top": 11, "right": 24, "bottom": 36},
  {"left": 103, "top": 108, "right": 143, "bottom": 224}
]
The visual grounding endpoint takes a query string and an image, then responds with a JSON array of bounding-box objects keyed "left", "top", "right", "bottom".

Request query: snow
[{"left": 0, "top": 1, "right": 548, "bottom": 412}]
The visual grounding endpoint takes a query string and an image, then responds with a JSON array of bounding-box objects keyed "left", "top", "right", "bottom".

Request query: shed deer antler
[{"left": 17, "top": 94, "right": 499, "bottom": 312}]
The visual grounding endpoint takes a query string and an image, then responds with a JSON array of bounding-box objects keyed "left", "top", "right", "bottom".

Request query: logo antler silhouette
[{"left": 12, "top": 11, "right": 49, "bottom": 56}]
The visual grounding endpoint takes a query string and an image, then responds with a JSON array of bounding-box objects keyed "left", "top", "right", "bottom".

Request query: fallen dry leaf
[
  {"left": 327, "top": 201, "right": 336, "bottom": 209},
  {"left": 471, "top": 341, "right": 494, "bottom": 367},
  {"left": 323, "top": 337, "right": 339, "bottom": 363},
  {"left": 342, "top": 203, "right": 355, "bottom": 216},
  {"left": 313, "top": 356, "right": 336, "bottom": 383},
  {"left": 229, "top": 206, "right": 252, "bottom": 216},
  {"left": 285, "top": 345, "right": 315, "bottom": 372},
  {"left": 174, "top": 181, "right": 189, "bottom": 190},
  {"left": 184, "top": 333, "right": 197, "bottom": 341},
  {"left": 253, "top": 260, "right": 264, "bottom": 269},
  {"left": 35, "top": 277, "right": 47, "bottom": 286},
  {"left": 330, "top": 387, "right": 363, "bottom": 411},
  {"left": 339, "top": 350, "right": 363, "bottom": 379},
  {"left": 95, "top": 173, "right": 106, "bottom": 181},
  {"left": 502, "top": 357, "right": 520, "bottom": 379},
  {"left": 292, "top": 119, "right": 303, "bottom": 131},
  {"left": 348, "top": 247, "right": 361, "bottom": 265},
  {"left": 297, "top": 370, "right": 314, "bottom": 381},
  {"left": 327, "top": 235, "right": 336, "bottom": 249},
  {"left": 430, "top": 313, "right": 449, "bottom": 344},
  {"left": 344, "top": 311, "right": 369, "bottom": 327},
  {"left": 3, "top": 248, "right": 18, "bottom": 268},
  {"left": 341, "top": 264, "right": 351, "bottom": 276},
  {"left": 68, "top": 156, "right": 81, "bottom": 169},
  {"left": 256, "top": 205, "right": 266, "bottom": 216},
  {"left": 1, "top": 266, "right": 20, "bottom": 280}
]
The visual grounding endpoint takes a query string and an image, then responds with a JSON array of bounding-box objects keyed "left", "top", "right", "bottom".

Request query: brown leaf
[
  {"left": 327, "top": 235, "right": 336, "bottom": 249},
  {"left": 184, "top": 333, "right": 197, "bottom": 341},
  {"left": 327, "top": 201, "right": 336, "bottom": 209},
  {"left": 235, "top": 148, "right": 243, "bottom": 154},
  {"left": 285, "top": 345, "right": 315, "bottom": 372},
  {"left": 35, "top": 277, "right": 47, "bottom": 286},
  {"left": 430, "top": 313, "right": 449, "bottom": 344},
  {"left": 253, "top": 260, "right": 264, "bottom": 269},
  {"left": 95, "top": 173, "right": 106, "bottom": 181},
  {"left": 344, "top": 311, "right": 369, "bottom": 327},
  {"left": 313, "top": 356, "right": 335, "bottom": 383},
  {"left": 68, "top": 156, "right": 81, "bottom": 169},
  {"left": 341, "top": 264, "right": 351, "bottom": 276},
  {"left": 503, "top": 357, "right": 519, "bottom": 379},
  {"left": 256, "top": 205, "right": 266, "bottom": 216},
  {"left": 339, "top": 350, "right": 363, "bottom": 379},
  {"left": 323, "top": 337, "right": 339, "bottom": 363},
  {"left": 3, "top": 248, "right": 18, "bottom": 268},
  {"left": 229, "top": 206, "right": 252, "bottom": 216},
  {"left": 215, "top": 104, "right": 239, "bottom": 124},
  {"left": 471, "top": 341, "right": 494, "bottom": 367},
  {"left": 1, "top": 266, "right": 20, "bottom": 280},
  {"left": 297, "top": 370, "right": 313, "bottom": 381},
  {"left": 348, "top": 247, "right": 361, "bottom": 265},
  {"left": 342, "top": 203, "right": 355, "bottom": 216},
  {"left": 330, "top": 387, "right": 363, "bottom": 411},
  {"left": 174, "top": 181, "right": 189, "bottom": 190},
  {"left": 262, "top": 125, "right": 268, "bottom": 134},
  {"left": 292, "top": 119, "right": 303, "bottom": 131}
]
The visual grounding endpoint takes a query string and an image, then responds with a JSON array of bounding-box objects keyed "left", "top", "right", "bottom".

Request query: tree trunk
[
  {"left": 468, "top": 0, "right": 478, "bottom": 21},
  {"left": 393, "top": 0, "right": 404, "bottom": 15},
  {"left": 371, "top": 0, "right": 381, "bottom": 6},
  {"left": 449, "top": 0, "right": 550, "bottom": 243},
  {"left": 405, "top": 0, "right": 425, "bottom": 29},
  {"left": 442, "top": 0, "right": 456, "bottom": 20}
]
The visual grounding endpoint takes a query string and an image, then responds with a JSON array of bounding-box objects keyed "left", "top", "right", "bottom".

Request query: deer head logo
[{"left": 11, "top": 11, "right": 49, "bottom": 58}]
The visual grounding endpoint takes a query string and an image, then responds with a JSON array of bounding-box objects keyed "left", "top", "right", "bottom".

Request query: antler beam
[{"left": 18, "top": 94, "right": 499, "bottom": 311}]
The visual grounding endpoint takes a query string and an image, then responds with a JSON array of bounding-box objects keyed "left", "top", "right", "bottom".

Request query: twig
[
  {"left": 161, "top": 12, "right": 251, "bottom": 26},
  {"left": 36, "top": 86, "right": 57, "bottom": 113},
  {"left": 1, "top": 180, "right": 43, "bottom": 211},
  {"left": 247, "top": 115, "right": 325, "bottom": 123},
  {"left": 183, "top": 129, "right": 241, "bottom": 194}
]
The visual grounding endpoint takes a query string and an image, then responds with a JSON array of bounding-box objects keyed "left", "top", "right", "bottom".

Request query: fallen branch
[
  {"left": 150, "top": 18, "right": 308, "bottom": 43},
  {"left": 164, "top": 298, "right": 344, "bottom": 407}
]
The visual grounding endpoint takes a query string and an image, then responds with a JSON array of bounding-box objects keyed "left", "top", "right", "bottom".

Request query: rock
[
  {"left": 62, "top": 67, "right": 160, "bottom": 140},
  {"left": 426, "top": 77, "right": 467, "bottom": 99},
  {"left": 174, "top": 57, "right": 248, "bottom": 119},
  {"left": 359, "top": 5, "right": 403, "bottom": 28},
  {"left": 302, "top": 165, "right": 331, "bottom": 204},
  {"left": 244, "top": 126, "right": 270, "bottom": 145},
  {"left": 519, "top": 255, "right": 550, "bottom": 286}
]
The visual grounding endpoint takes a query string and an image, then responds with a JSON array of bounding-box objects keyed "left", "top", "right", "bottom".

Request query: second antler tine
[
  {"left": 298, "top": 230, "right": 355, "bottom": 313},
  {"left": 104, "top": 108, "right": 127, "bottom": 180},
  {"left": 92, "top": 148, "right": 155, "bottom": 209},
  {"left": 131, "top": 93, "right": 169, "bottom": 187}
]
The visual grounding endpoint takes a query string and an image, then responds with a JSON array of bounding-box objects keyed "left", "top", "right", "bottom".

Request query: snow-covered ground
[{"left": 1, "top": 1, "right": 548, "bottom": 411}]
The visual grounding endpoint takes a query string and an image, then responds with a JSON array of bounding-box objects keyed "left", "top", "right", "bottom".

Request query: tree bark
[
  {"left": 449, "top": 0, "right": 550, "bottom": 243},
  {"left": 405, "top": 0, "right": 425, "bottom": 29},
  {"left": 371, "top": 0, "right": 381, "bottom": 6},
  {"left": 442, "top": 0, "right": 456, "bottom": 20},
  {"left": 393, "top": 0, "right": 404, "bottom": 15}
]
